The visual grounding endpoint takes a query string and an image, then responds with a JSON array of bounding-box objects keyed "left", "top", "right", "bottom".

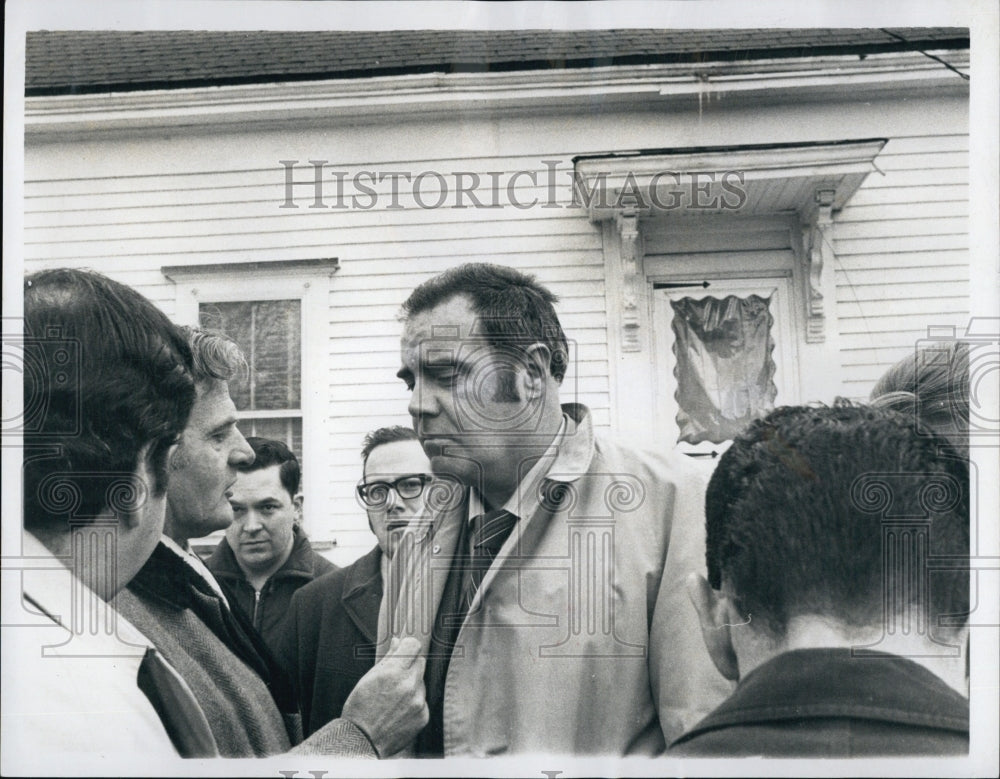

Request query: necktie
[{"left": 463, "top": 509, "right": 518, "bottom": 613}]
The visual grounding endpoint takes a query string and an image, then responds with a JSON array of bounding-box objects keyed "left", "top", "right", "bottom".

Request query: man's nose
[
  {"left": 230, "top": 429, "right": 254, "bottom": 466},
  {"left": 384, "top": 488, "right": 402, "bottom": 513},
  {"left": 243, "top": 511, "right": 264, "bottom": 533},
  {"left": 407, "top": 378, "right": 440, "bottom": 422}
]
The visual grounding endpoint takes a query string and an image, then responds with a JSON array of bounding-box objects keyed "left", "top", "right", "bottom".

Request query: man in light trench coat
[{"left": 380, "top": 263, "right": 731, "bottom": 757}]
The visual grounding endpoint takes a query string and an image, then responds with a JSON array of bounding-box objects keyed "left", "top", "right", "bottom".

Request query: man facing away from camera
[
  {"left": 116, "top": 328, "right": 428, "bottom": 758},
  {"left": 207, "top": 436, "right": 336, "bottom": 668},
  {"left": 4, "top": 268, "right": 199, "bottom": 772},
  {"left": 277, "top": 426, "right": 433, "bottom": 737},
  {"left": 382, "top": 263, "right": 731, "bottom": 757},
  {"left": 670, "top": 403, "right": 969, "bottom": 756}
]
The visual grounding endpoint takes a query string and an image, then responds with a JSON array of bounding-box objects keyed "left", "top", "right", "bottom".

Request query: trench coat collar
[
  {"left": 21, "top": 530, "right": 152, "bottom": 657},
  {"left": 464, "top": 404, "right": 597, "bottom": 616},
  {"left": 378, "top": 403, "right": 598, "bottom": 659},
  {"left": 411, "top": 402, "right": 595, "bottom": 545}
]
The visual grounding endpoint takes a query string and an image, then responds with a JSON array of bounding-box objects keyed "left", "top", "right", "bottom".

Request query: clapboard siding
[
  {"left": 24, "top": 145, "right": 612, "bottom": 561},
  {"left": 24, "top": 92, "right": 970, "bottom": 561},
  {"left": 833, "top": 134, "right": 969, "bottom": 396},
  {"left": 846, "top": 184, "right": 967, "bottom": 207}
]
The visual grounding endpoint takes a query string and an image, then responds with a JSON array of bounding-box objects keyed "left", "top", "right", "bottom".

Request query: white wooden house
[{"left": 23, "top": 29, "right": 972, "bottom": 563}]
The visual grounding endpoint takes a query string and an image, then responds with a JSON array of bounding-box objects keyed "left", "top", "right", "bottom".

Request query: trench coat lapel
[
  {"left": 375, "top": 483, "right": 468, "bottom": 660},
  {"left": 468, "top": 405, "right": 595, "bottom": 615}
]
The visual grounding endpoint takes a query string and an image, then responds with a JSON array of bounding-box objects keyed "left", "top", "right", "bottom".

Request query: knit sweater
[{"left": 116, "top": 541, "right": 375, "bottom": 758}]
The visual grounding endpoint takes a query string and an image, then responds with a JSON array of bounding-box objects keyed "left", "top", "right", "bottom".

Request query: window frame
[{"left": 164, "top": 260, "right": 337, "bottom": 535}]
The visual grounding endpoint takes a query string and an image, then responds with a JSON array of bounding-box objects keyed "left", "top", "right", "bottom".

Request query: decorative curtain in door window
[{"left": 670, "top": 294, "right": 777, "bottom": 444}]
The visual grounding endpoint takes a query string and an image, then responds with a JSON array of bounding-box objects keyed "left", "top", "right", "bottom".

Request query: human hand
[{"left": 341, "top": 635, "right": 428, "bottom": 757}]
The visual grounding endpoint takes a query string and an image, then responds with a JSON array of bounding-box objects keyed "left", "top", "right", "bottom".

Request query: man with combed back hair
[
  {"left": 384, "top": 262, "right": 729, "bottom": 756},
  {"left": 670, "top": 402, "right": 969, "bottom": 756},
  {"left": 207, "top": 436, "right": 336, "bottom": 670}
]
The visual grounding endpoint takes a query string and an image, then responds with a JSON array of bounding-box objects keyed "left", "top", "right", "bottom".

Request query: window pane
[
  {"left": 670, "top": 294, "right": 777, "bottom": 444},
  {"left": 236, "top": 417, "right": 303, "bottom": 465},
  {"left": 199, "top": 299, "right": 301, "bottom": 411},
  {"left": 200, "top": 301, "right": 252, "bottom": 408}
]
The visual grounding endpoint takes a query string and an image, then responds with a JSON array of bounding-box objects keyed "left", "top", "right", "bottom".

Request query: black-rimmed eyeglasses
[{"left": 356, "top": 474, "right": 433, "bottom": 508}]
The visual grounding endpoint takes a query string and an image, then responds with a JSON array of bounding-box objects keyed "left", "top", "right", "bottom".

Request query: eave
[{"left": 24, "top": 50, "right": 969, "bottom": 139}]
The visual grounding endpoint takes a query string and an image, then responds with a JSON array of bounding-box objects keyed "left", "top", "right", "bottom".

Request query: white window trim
[
  {"left": 580, "top": 139, "right": 885, "bottom": 354},
  {"left": 164, "top": 259, "right": 338, "bottom": 539}
]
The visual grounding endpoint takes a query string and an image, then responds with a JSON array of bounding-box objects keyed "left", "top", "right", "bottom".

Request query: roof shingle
[{"left": 25, "top": 28, "right": 969, "bottom": 96}]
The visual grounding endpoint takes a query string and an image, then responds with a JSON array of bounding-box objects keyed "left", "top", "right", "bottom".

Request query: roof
[{"left": 25, "top": 28, "right": 969, "bottom": 96}]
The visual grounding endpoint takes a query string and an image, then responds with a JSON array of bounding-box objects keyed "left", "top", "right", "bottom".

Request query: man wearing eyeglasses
[
  {"left": 276, "top": 426, "right": 433, "bottom": 737},
  {"left": 356, "top": 426, "right": 434, "bottom": 561}
]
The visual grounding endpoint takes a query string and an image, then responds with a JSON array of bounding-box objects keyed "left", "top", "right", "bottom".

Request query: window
[
  {"left": 198, "top": 298, "right": 303, "bottom": 459},
  {"left": 669, "top": 293, "right": 777, "bottom": 445},
  {"left": 578, "top": 141, "right": 885, "bottom": 449},
  {"left": 164, "top": 259, "right": 338, "bottom": 542}
]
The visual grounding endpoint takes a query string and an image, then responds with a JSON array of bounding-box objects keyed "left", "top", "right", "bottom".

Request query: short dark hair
[
  {"left": 361, "top": 425, "right": 419, "bottom": 470},
  {"left": 23, "top": 269, "right": 195, "bottom": 531},
  {"left": 705, "top": 402, "right": 969, "bottom": 638},
  {"left": 238, "top": 437, "right": 300, "bottom": 497},
  {"left": 401, "top": 263, "right": 569, "bottom": 383},
  {"left": 870, "top": 341, "right": 969, "bottom": 452}
]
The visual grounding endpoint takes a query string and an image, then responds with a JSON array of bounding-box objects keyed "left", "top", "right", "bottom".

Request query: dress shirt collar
[{"left": 21, "top": 530, "right": 153, "bottom": 657}]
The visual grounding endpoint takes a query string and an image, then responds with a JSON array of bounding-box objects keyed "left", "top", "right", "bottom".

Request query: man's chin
[
  {"left": 238, "top": 547, "right": 272, "bottom": 565},
  {"left": 430, "top": 454, "right": 481, "bottom": 488}
]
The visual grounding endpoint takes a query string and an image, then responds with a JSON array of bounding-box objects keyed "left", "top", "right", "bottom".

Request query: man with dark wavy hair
[
  {"left": 670, "top": 403, "right": 969, "bottom": 756},
  {"left": 6, "top": 268, "right": 200, "bottom": 770},
  {"left": 8, "top": 273, "right": 429, "bottom": 770}
]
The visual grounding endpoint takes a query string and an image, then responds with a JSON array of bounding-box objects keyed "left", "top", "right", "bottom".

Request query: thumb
[{"left": 385, "top": 635, "right": 423, "bottom": 669}]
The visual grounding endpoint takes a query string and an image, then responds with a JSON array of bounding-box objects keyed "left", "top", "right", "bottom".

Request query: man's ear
[
  {"left": 686, "top": 572, "right": 741, "bottom": 681},
  {"left": 522, "top": 343, "right": 552, "bottom": 400},
  {"left": 293, "top": 493, "right": 304, "bottom": 524}
]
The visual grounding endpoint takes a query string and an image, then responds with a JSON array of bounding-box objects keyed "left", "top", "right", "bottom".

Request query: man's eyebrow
[
  {"left": 424, "top": 348, "right": 457, "bottom": 367},
  {"left": 208, "top": 417, "right": 238, "bottom": 436}
]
